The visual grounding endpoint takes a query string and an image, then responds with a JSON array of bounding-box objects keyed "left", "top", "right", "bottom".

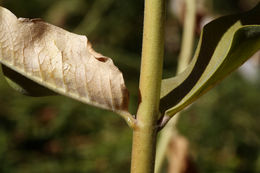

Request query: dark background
[{"left": 0, "top": 0, "right": 259, "bottom": 172}]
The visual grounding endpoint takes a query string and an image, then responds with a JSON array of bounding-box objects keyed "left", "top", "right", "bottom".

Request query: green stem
[
  {"left": 74, "top": 0, "right": 115, "bottom": 34},
  {"left": 116, "top": 110, "right": 137, "bottom": 129},
  {"left": 154, "top": 113, "right": 180, "bottom": 173},
  {"left": 155, "top": 0, "right": 196, "bottom": 172},
  {"left": 177, "top": 0, "right": 196, "bottom": 73},
  {"left": 130, "top": 0, "right": 165, "bottom": 172}
]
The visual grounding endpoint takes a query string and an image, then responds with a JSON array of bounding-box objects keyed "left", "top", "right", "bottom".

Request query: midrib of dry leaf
[{"left": 0, "top": 6, "right": 129, "bottom": 114}]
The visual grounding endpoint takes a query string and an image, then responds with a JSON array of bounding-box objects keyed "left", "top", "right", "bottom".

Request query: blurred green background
[{"left": 0, "top": 0, "right": 259, "bottom": 172}]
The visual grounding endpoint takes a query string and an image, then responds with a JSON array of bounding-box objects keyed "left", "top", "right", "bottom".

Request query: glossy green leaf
[{"left": 160, "top": 3, "right": 260, "bottom": 121}]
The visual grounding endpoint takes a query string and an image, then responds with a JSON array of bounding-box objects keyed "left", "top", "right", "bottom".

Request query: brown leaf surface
[{"left": 0, "top": 6, "right": 129, "bottom": 112}]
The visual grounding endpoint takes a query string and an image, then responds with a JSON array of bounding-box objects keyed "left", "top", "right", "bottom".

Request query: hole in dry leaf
[{"left": 96, "top": 57, "right": 108, "bottom": 62}]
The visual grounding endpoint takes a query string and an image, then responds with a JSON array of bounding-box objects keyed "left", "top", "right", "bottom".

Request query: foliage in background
[{"left": 0, "top": 0, "right": 259, "bottom": 173}]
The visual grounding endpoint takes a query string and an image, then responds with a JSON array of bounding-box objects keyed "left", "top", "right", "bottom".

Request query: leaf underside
[
  {"left": 0, "top": 6, "right": 129, "bottom": 114},
  {"left": 160, "top": 3, "right": 260, "bottom": 119}
]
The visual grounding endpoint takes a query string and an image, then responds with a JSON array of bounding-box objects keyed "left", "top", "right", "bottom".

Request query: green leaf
[{"left": 160, "top": 3, "right": 260, "bottom": 120}]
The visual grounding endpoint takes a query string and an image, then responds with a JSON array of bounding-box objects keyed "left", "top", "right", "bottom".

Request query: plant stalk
[
  {"left": 155, "top": 0, "right": 196, "bottom": 172},
  {"left": 130, "top": 0, "right": 165, "bottom": 172},
  {"left": 177, "top": 0, "right": 196, "bottom": 74}
]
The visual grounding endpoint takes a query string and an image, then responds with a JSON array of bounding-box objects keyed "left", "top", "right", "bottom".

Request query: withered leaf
[{"left": 0, "top": 6, "right": 129, "bottom": 113}]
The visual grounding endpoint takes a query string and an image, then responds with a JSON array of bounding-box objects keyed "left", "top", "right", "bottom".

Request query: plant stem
[
  {"left": 154, "top": 113, "right": 180, "bottom": 173},
  {"left": 116, "top": 110, "right": 137, "bottom": 129},
  {"left": 130, "top": 0, "right": 165, "bottom": 172},
  {"left": 177, "top": 0, "right": 196, "bottom": 73},
  {"left": 155, "top": 0, "right": 196, "bottom": 172},
  {"left": 74, "top": 0, "right": 115, "bottom": 34}
]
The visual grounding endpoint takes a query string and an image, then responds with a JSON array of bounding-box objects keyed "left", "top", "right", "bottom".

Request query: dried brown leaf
[{"left": 0, "top": 6, "right": 129, "bottom": 113}]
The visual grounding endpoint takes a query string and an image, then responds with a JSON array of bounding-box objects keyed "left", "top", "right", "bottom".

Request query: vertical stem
[
  {"left": 154, "top": 113, "right": 180, "bottom": 173},
  {"left": 177, "top": 0, "right": 196, "bottom": 73},
  {"left": 131, "top": 0, "right": 165, "bottom": 173},
  {"left": 155, "top": 0, "right": 196, "bottom": 172}
]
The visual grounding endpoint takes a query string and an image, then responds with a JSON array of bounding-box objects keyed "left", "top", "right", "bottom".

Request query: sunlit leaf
[
  {"left": 160, "top": 3, "right": 260, "bottom": 121},
  {"left": 0, "top": 6, "right": 129, "bottom": 113}
]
